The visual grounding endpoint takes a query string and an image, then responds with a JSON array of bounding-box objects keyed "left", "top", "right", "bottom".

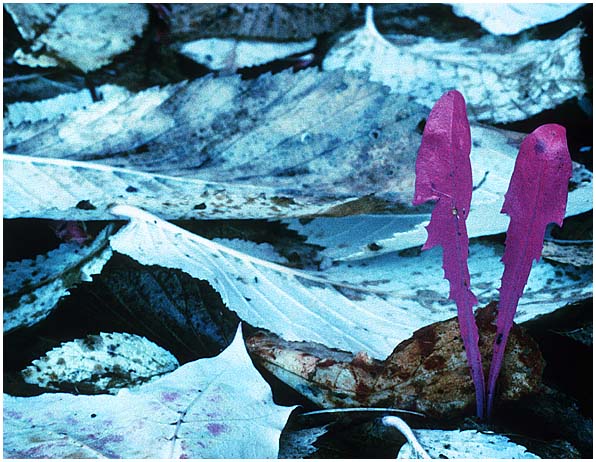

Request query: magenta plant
[
  {"left": 414, "top": 92, "right": 572, "bottom": 419},
  {"left": 413, "top": 90, "right": 485, "bottom": 418},
  {"left": 486, "top": 124, "right": 572, "bottom": 416}
]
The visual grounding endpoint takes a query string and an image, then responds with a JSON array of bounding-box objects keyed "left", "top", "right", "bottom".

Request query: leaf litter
[
  {"left": 3, "top": 225, "right": 113, "bottom": 333},
  {"left": 3, "top": 325, "right": 294, "bottom": 459},
  {"left": 4, "top": 68, "right": 427, "bottom": 220},
  {"left": 324, "top": 6, "right": 585, "bottom": 123},
  {"left": 5, "top": 4, "right": 149, "bottom": 72},
  {"left": 3, "top": 3, "right": 592, "bottom": 458},
  {"left": 22, "top": 332, "right": 179, "bottom": 394},
  {"left": 109, "top": 205, "right": 590, "bottom": 360}
]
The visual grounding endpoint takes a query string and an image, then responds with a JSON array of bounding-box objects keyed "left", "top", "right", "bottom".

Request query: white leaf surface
[
  {"left": 6, "top": 4, "right": 149, "bottom": 72},
  {"left": 4, "top": 325, "right": 294, "bottom": 459},
  {"left": 4, "top": 68, "right": 428, "bottom": 220},
  {"left": 451, "top": 3, "right": 584, "bottom": 35},
  {"left": 287, "top": 125, "right": 593, "bottom": 261},
  {"left": 397, "top": 429, "right": 539, "bottom": 459},
  {"left": 320, "top": 242, "right": 591, "bottom": 327},
  {"left": 4, "top": 85, "right": 130, "bottom": 135},
  {"left": 109, "top": 206, "right": 590, "bottom": 359},
  {"left": 324, "top": 7, "right": 585, "bottom": 123},
  {"left": 2, "top": 153, "right": 349, "bottom": 220},
  {"left": 22, "top": 332, "right": 179, "bottom": 393},
  {"left": 178, "top": 37, "right": 316, "bottom": 70},
  {"left": 109, "top": 205, "right": 437, "bottom": 359},
  {"left": 213, "top": 238, "right": 289, "bottom": 265},
  {"left": 285, "top": 214, "right": 429, "bottom": 261},
  {"left": 3, "top": 226, "right": 113, "bottom": 333}
]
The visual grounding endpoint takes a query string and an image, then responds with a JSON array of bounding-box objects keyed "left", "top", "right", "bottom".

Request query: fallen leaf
[
  {"left": 3, "top": 226, "right": 113, "bottom": 333},
  {"left": 109, "top": 206, "right": 591, "bottom": 360},
  {"left": 278, "top": 425, "right": 329, "bottom": 459},
  {"left": 397, "top": 428, "right": 539, "bottom": 459},
  {"left": 3, "top": 325, "right": 294, "bottom": 458},
  {"left": 89, "top": 255, "right": 240, "bottom": 361},
  {"left": 286, "top": 125, "right": 593, "bottom": 261},
  {"left": 109, "top": 205, "right": 429, "bottom": 359},
  {"left": 4, "top": 68, "right": 427, "bottom": 220},
  {"left": 22, "top": 332, "right": 179, "bottom": 394},
  {"left": 177, "top": 37, "right": 316, "bottom": 71},
  {"left": 541, "top": 239, "right": 592, "bottom": 267},
  {"left": 168, "top": 3, "right": 350, "bottom": 41},
  {"left": 324, "top": 7, "right": 585, "bottom": 123},
  {"left": 6, "top": 4, "right": 149, "bottom": 72},
  {"left": 450, "top": 3, "right": 584, "bottom": 35},
  {"left": 247, "top": 303, "right": 544, "bottom": 418},
  {"left": 4, "top": 85, "right": 130, "bottom": 142}
]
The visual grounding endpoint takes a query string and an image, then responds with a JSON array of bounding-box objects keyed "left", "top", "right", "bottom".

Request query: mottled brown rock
[{"left": 246, "top": 302, "right": 544, "bottom": 418}]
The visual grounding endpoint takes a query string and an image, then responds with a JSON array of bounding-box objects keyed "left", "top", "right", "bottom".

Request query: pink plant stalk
[
  {"left": 486, "top": 124, "right": 572, "bottom": 416},
  {"left": 413, "top": 90, "right": 486, "bottom": 418}
]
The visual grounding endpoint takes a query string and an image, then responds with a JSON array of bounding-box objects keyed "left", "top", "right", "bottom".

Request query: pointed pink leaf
[
  {"left": 487, "top": 124, "right": 572, "bottom": 416},
  {"left": 413, "top": 90, "right": 485, "bottom": 418}
]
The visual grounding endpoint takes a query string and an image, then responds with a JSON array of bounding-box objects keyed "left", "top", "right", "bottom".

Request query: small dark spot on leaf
[
  {"left": 271, "top": 196, "right": 296, "bottom": 207},
  {"left": 369, "top": 129, "right": 381, "bottom": 140},
  {"left": 194, "top": 203, "right": 207, "bottom": 210},
  {"left": 76, "top": 200, "right": 96, "bottom": 210},
  {"left": 335, "top": 81, "right": 348, "bottom": 92},
  {"left": 415, "top": 118, "right": 426, "bottom": 134},
  {"left": 126, "top": 185, "right": 138, "bottom": 193},
  {"left": 367, "top": 242, "right": 382, "bottom": 251},
  {"left": 90, "top": 413, "right": 97, "bottom": 418}
]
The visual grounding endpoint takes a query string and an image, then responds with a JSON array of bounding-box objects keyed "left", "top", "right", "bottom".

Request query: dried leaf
[
  {"left": 91, "top": 257, "right": 240, "bottom": 360},
  {"left": 4, "top": 68, "right": 427, "bottom": 220},
  {"left": 3, "top": 226, "right": 113, "bottom": 333},
  {"left": 109, "top": 205, "right": 431, "bottom": 359},
  {"left": 286, "top": 126, "right": 592, "bottom": 261},
  {"left": 324, "top": 7, "right": 585, "bottom": 123},
  {"left": 22, "top": 332, "right": 179, "bottom": 393},
  {"left": 247, "top": 304, "right": 544, "bottom": 418},
  {"left": 412, "top": 90, "right": 484, "bottom": 417},
  {"left": 177, "top": 37, "right": 316, "bottom": 71},
  {"left": 168, "top": 3, "right": 350, "bottom": 41},
  {"left": 541, "top": 239, "right": 592, "bottom": 267},
  {"left": 4, "top": 85, "right": 130, "bottom": 138},
  {"left": 109, "top": 206, "right": 591, "bottom": 360},
  {"left": 6, "top": 4, "right": 149, "bottom": 72},
  {"left": 319, "top": 241, "right": 591, "bottom": 325},
  {"left": 397, "top": 429, "right": 539, "bottom": 459},
  {"left": 450, "top": 3, "right": 584, "bottom": 35},
  {"left": 3, "top": 326, "right": 294, "bottom": 458},
  {"left": 487, "top": 124, "right": 573, "bottom": 415},
  {"left": 278, "top": 425, "right": 329, "bottom": 459}
]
